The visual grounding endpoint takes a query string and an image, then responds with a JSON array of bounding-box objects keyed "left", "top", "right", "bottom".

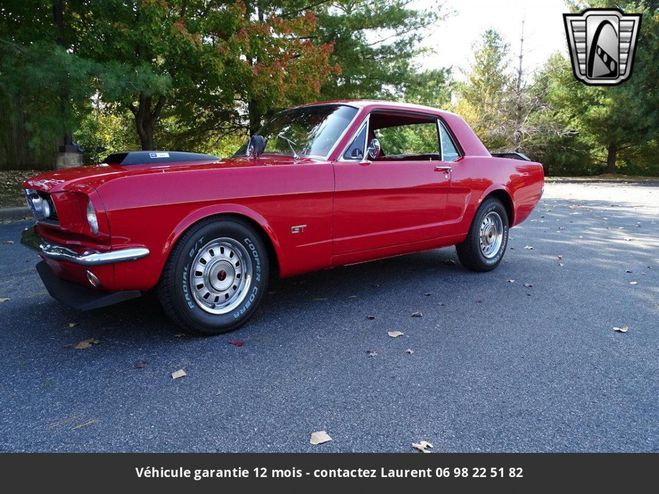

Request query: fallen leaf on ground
[
  {"left": 387, "top": 330, "right": 404, "bottom": 338},
  {"left": 405, "top": 348, "right": 414, "bottom": 355},
  {"left": 424, "top": 292, "right": 432, "bottom": 296},
  {"left": 524, "top": 245, "right": 534, "bottom": 250},
  {"left": 2, "top": 240, "right": 14, "bottom": 245},
  {"left": 557, "top": 255, "right": 563, "bottom": 260},
  {"left": 412, "top": 441, "right": 433, "bottom": 453},
  {"left": 507, "top": 279, "right": 515, "bottom": 283},
  {"left": 623, "top": 237, "right": 633, "bottom": 241},
  {"left": 411, "top": 311, "right": 423, "bottom": 317},
  {"left": 348, "top": 295, "right": 358, "bottom": 299},
  {"left": 68, "top": 322, "right": 78, "bottom": 328},
  {"left": 625, "top": 270, "right": 633, "bottom": 273},
  {"left": 559, "top": 263, "right": 564, "bottom": 267},
  {"left": 173, "top": 333, "right": 187, "bottom": 338},
  {"left": 443, "top": 259, "right": 457, "bottom": 265},
  {"left": 523, "top": 283, "right": 533, "bottom": 288},
  {"left": 134, "top": 360, "right": 147, "bottom": 369},
  {"left": 366, "top": 315, "right": 376, "bottom": 320},
  {"left": 366, "top": 350, "right": 378, "bottom": 357},
  {"left": 629, "top": 281, "right": 638, "bottom": 285},
  {"left": 229, "top": 339, "right": 245, "bottom": 347},
  {"left": 73, "top": 338, "right": 99, "bottom": 350},
  {"left": 0, "top": 297, "right": 9, "bottom": 303},
  {"left": 613, "top": 325, "right": 629, "bottom": 333},
  {"left": 72, "top": 419, "right": 98, "bottom": 430},
  {"left": 310, "top": 431, "right": 332, "bottom": 445},
  {"left": 171, "top": 369, "right": 187, "bottom": 379}
]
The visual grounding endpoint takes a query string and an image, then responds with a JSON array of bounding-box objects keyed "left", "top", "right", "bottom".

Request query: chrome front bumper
[{"left": 21, "top": 226, "right": 149, "bottom": 266}]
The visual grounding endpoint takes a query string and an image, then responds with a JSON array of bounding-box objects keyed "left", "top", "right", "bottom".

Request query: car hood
[{"left": 22, "top": 155, "right": 310, "bottom": 194}]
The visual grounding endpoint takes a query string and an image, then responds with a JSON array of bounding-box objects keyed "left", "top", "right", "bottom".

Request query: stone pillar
[{"left": 55, "top": 144, "right": 83, "bottom": 169}]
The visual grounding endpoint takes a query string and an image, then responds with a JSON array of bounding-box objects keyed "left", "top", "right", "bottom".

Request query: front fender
[{"left": 163, "top": 203, "right": 283, "bottom": 270}]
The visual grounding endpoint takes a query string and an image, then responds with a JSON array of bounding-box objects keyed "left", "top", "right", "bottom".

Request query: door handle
[{"left": 434, "top": 165, "right": 452, "bottom": 173}]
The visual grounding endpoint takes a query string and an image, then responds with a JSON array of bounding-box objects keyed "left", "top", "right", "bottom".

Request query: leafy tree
[
  {"left": 232, "top": 2, "right": 339, "bottom": 133},
  {"left": 0, "top": 0, "right": 96, "bottom": 168},
  {"left": 74, "top": 1, "right": 339, "bottom": 149},
  {"left": 524, "top": 54, "right": 596, "bottom": 175},
  {"left": 313, "top": 0, "right": 443, "bottom": 100},
  {"left": 456, "top": 29, "right": 515, "bottom": 151},
  {"left": 402, "top": 68, "right": 453, "bottom": 109},
  {"left": 557, "top": 0, "right": 659, "bottom": 173}
]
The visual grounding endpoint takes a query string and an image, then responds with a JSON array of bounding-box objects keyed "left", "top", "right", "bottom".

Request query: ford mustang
[{"left": 21, "top": 100, "right": 544, "bottom": 334}]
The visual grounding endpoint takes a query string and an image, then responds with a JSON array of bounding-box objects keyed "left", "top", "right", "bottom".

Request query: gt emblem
[
  {"left": 563, "top": 8, "right": 641, "bottom": 86},
  {"left": 291, "top": 224, "right": 307, "bottom": 234}
]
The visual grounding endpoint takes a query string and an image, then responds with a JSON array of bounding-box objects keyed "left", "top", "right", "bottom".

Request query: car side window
[
  {"left": 343, "top": 123, "right": 367, "bottom": 160},
  {"left": 367, "top": 112, "right": 440, "bottom": 161},
  {"left": 439, "top": 121, "right": 460, "bottom": 162}
]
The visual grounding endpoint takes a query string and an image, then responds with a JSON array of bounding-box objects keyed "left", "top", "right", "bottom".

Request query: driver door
[{"left": 332, "top": 111, "right": 451, "bottom": 261}]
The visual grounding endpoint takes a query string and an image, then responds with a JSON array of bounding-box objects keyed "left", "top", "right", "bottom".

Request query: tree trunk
[
  {"left": 136, "top": 115, "right": 155, "bottom": 150},
  {"left": 606, "top": 142, "right": 617, "bottom": 174},
  {"left": 53, "top": 0, "right": 76, "bottom": 162},
  {"left": 130, "top": 94, "right": 165, "bottom": 150},
  {"left": 248, "top": 98, "right": 262, "bottom": 135}
]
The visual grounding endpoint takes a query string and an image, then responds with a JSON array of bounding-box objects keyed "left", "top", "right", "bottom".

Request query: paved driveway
[{"left": 0, "top": 181, "right": 657, "bottom": 452}]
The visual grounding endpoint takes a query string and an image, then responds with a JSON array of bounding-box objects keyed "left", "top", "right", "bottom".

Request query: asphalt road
[{"left": 0, "top": 181, "right": 657, "bottom": 452}]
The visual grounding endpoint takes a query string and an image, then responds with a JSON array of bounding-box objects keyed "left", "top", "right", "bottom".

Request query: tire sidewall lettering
[{"left": 178, "top": 225, "right": 266, "bottom": 329}]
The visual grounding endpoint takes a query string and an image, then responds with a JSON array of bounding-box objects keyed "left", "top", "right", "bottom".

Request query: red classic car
[{"left": 21, "top": 100, "right": 544, "bottom": 334}]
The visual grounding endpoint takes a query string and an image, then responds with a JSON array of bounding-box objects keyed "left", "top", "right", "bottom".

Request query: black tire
[
  {"left": 158, "top": 218, "right": 269, "bottom": 335},
  {"left": 456, "top": 197, "right": 509, "bottom": 272}
]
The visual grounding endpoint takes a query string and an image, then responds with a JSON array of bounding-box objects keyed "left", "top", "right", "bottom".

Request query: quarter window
[
  {"left": 343, "top": 123, "right": 367, "bottom": 160},
  {"left": 439, "top": 121, "right": 460, "bottom": 162}
]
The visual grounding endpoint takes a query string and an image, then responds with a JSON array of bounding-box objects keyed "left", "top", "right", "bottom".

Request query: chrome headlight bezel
[
  {"left": 25, "top": 188, "right": 45, "bottom": 220},
  {"left": 25, "top": 188, "right": 57, "bottom": 222}
]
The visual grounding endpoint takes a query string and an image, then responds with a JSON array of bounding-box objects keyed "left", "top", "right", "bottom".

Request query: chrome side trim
[{"left": 21, "top": 227, "right": 149, "bottom": 266}]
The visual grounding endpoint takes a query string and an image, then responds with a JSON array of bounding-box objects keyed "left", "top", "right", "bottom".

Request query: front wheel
[
  {"left": 158, "top": 218, "right": 269, "bottom": 334},
  {"left": 456, "top": 197, "right": 509, "bottom": 272}
]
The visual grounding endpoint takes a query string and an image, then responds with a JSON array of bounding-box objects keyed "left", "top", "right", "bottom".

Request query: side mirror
[
  {"left": 247, "top": 135, "right": 266, "bottom": 158},
  {"left": 367, "top": 138, "right": 380, "bottom": 160}
]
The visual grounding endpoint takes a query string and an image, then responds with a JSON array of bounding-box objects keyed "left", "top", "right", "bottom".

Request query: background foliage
[{"left": 0, "top": 0, "right": 657, "bottom": 175}]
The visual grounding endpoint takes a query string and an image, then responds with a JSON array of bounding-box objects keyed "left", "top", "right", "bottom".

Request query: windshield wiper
[{"left": 277, "top": 133, "right": 299, "bottom": 159}]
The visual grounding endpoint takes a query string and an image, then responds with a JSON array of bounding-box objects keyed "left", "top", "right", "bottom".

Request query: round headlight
[
  {"left": 86, "top": 200, "right": 99, "bottom": 234},
  {"left": 42, "top": 199, "right": 51, "bottom": 219}
]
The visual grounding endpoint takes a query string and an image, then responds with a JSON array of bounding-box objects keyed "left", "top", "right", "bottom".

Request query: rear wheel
[
  {"left": 456, "top": 197, "right": 509, "bottom": 272},
  {"left": 158, "top": 218, "right": 269, "bottom": 334}
]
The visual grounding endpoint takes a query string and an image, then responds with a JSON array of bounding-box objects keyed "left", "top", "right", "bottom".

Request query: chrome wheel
[
  {"left": 190, "top": 238, "right": 253, "bottom": 315},
  {"left": 479, "top": 211, "right": 504, "bottom": 259}
]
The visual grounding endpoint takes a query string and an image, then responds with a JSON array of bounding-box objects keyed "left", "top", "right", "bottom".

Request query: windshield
[{"left": 235, "top": 105, "right": 358, "bottom": 158}]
